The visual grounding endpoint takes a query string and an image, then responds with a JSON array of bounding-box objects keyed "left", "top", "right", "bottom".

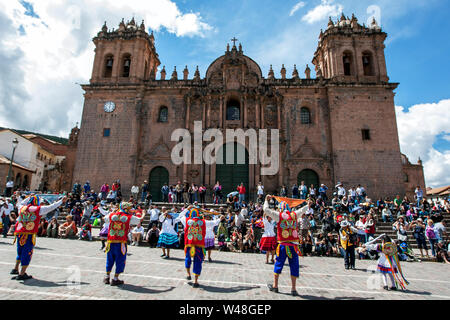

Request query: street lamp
[{"left": 5, "top": 138, "right": 19, "bottom": 196}]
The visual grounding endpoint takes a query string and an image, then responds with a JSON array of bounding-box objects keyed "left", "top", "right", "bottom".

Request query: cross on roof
[{"left": 231, "top": 37, "right": 238, "bottom": 46}]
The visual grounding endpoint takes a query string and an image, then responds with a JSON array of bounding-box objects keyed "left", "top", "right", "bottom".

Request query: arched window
[
  {"left": 300, "top": 107, "right": 312, "bottom": 124},
  {"left": 104, "top": 55, "right": 114, "bottom": 78},
  {"left": 404, "top": 173, "right": 409, "bottom": 183},
  {"left": 122, "top": 54, "right": 131, "bottom": 77},
  {"left": 158, "top": 106, "right": 168, "bottom": 123},
  {"left": 362, "top": 51, "right": 374, "bottom": 76},
  {"left": 343, "top": 52, "right": 353, "bottom": 76},
  {"left": 226, "top": 99, "right": 240, "bottom": 121}
]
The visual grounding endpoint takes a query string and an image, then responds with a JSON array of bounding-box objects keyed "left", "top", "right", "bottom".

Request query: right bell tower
[{"left": 313, "top": 13, "right": 389, "bottom": 84}]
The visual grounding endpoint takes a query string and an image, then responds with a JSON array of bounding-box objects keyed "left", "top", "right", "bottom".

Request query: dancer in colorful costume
[
  {"left": 178, "top": 206, "right": 221, "bottom": 288},
  {"left": 264, "top": 195, "right": 308, "bottom": 296},
  {"left": 103, "top": 202, "right": 145, "bottom": 286},
  {"left": 364, "top": 234, "right": 409, "bottom": 291},
  {"left": 11, "top": 195, "right": 66, "bottom": 280},
  {"left": 259, "top": 213, "right": 277, "bottom": 264}
]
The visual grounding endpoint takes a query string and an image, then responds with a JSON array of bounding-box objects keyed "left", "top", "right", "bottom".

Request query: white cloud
[
  {"left": 302, "top": 0, "right": 343, "bottom": 24},
  {"left": 396, "top": 99, "right": 450, "bottom": 188},
  {"left": 289, "top": 1, "right": 306, "bottom": 17},
  {"left": 0, "top": 0, "right": 212, "bottom": 137}
]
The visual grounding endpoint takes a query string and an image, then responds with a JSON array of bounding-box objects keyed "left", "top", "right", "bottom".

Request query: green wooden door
[
  {"left": 216, "top": 143, "right": 249, "bottom": 198},
  {"left": 149, "top": 167, "right": 169, "bottom": 202},
  {"left": 297, "top": 169, "right": 320, "bottom": 190}
]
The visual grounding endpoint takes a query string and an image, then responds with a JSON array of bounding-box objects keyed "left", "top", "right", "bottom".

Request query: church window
[
  {"left": 343, "top": 52, "right": 353, "bottom": 76},
  {"left": 122, "top": 54, "right": 131, "bottom": 77},
  {"left": 226, "top": 99, "right": 240, "bottom": 121},
  {"left": 404, "top": 173, "right": 409, "bottom": 183},
  {"left": 158, "top": 106, "right": 168, "bottom": 123},
  {"left": 104, "top": 55, "right": 114, "bottom": 78},
  {"left": 103, "top": 128, "right": 111, "bottom": 137},
  {"left": 362, "top": 52, "right": 374, "bottom": 76},
  {"left": 362, "top": 129, "right": 371, "bottom": 141},
  {"left": 300, "top": 107, "right": 311, "bottom": 124}
]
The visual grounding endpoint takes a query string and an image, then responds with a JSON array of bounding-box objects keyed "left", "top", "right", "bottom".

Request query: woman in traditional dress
[
  {"left": 157, "top": 208, "right": 179, "bottom": 259},
  {"left": 259, "top": 213, "right": 277, "bottom": 264},
  {"left": 204, "top": 214, "right": 221, "bottom": 262}
]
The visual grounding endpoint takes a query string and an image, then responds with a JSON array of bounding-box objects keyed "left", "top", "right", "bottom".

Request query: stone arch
[
  {"left": 362, "top": 50, "right": 375, "bottom": 76},
  {"left": 149, "top": 166, "right": 169, "bottom": 202},
  {"left": 104, "top": 54, "right": 114, "bottom": 78},
  {"left": 342, "top": 50, "right": 355, "bottom": 76},
  {"left": 121, "top": 53, "right": 132, "bottom": 77},
  {"left": 297, "top": 169, "right": 320, "bottom": 190}
]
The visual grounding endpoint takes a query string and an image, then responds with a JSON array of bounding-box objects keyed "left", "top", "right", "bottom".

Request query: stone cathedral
[{"left": 73, "top": 15, "right": 425, "bottom": 201}]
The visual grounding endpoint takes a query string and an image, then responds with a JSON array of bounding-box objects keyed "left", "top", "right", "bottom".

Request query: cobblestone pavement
[{"left": 0, "top": 237, "right": 449, "bottom": 300}]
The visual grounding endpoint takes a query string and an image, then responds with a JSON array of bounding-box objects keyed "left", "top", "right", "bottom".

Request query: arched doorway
[
  {"left": 149, "top": 166, "right": 169, "bottom": 202},
  {"left": 216, "top": 142, "right": 249, "bottom": 199},
  {"left": 297, "top": 169, "right": 319, "bottom": 190}
]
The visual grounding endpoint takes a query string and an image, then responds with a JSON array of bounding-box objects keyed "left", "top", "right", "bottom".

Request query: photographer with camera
[{"left": 339, "top": 220, "right": 358, "bottom": 270}]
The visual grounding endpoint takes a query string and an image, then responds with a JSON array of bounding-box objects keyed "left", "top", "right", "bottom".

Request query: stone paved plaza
[{"left": 0, "top": 237, "right": 449, "bottom": 300}]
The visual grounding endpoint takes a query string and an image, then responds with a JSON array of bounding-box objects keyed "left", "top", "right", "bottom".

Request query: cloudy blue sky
[{"left": 0, "top": 0, "right": 449, "bottom": 187}]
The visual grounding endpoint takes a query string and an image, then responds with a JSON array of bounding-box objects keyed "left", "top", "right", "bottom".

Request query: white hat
[{"left": 340, "top": 220, "right": 349, "bottom": 228}]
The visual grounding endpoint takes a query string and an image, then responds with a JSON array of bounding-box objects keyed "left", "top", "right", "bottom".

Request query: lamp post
[{"left": 5, "top": 138, "right": 19, "bottom": 196}]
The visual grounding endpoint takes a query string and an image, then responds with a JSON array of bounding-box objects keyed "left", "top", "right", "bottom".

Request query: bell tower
[
  {"left": 90, "top": 18, "right": 160, "bottom": 84},
  {"left": 312, "top": 14, "right": 389, "bottom": 83}
]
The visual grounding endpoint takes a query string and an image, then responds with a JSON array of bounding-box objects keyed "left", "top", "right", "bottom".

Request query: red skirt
[{"left": 259, "top": 236, "right": 277, "bottom": 252}]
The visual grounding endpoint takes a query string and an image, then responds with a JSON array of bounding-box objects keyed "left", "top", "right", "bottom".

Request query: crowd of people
[{"left": 1, "top": 181, "right": 449, "bottom": 268}]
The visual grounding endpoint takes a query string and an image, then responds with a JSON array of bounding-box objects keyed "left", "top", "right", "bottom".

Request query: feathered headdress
[
  {"left": 188, "top": 207, "right": 200, "bottom": 219},
  {"left": 278, "top": 201, "right": 291, "bottom": 212},
  {"left": 119, "top": 202, "right": 133, "bottom": 214},
  {"left": 27, "top": 195, "right": 40, "bottom": 206}
]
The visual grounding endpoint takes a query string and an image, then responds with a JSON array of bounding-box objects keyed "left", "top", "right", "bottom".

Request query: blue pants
[
  {"left": 106, "top": 243, "right": 127, "bottom": 275},
  {"left": 239, "top": 194, "right": 245, "bottom": 204},
  {"left": 274, "top": 245, "right": 300, "bottom": 278},
  {"left": 16, "top": 234, "right": 34, "bottom": 267},
  {"left": 185, "top": 247, "right": 204, "bottom": 276}
]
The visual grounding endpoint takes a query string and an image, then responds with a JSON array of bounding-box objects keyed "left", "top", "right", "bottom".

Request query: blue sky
[{"left": 0, "top": 0, "right": 449, "bottom": 187}]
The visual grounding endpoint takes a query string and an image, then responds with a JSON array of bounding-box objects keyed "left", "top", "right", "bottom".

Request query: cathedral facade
[{"left": 73, "top": 15, "right": 425, "bottom": 201}]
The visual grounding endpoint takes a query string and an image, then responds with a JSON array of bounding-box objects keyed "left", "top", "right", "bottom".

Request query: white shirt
[
  {"left": 132, "top": 225, "right": 145, "bottom": 236},
  {"left": 148, "top": 208, "right": 160, "bottom": 221},
  {"left": 262, "top": 218, "right": 276, "bottom": 237},
  {"left": 0, "top": 203, "right": 14, "bottom": 217},
  {"left": 131, "top": 186, "right": 139, "bottom": 193},
  {"left": 159, "top": 213, "right": 181, "bottom": 236},
  {"left": 306, "top": 207, "right": 314, "bottom": 216},
  {"left": 6, "top": 181, "right": 14, "bottom": 188},
  {"left": 205, "top": 217, "right": 220, "bottom": 240},
  {"left": 257, "top": 185, "right": 264, "bottom": 195},
  {"left": 338, "top": 187, "right": 346, "bottom": 196},
  {"left": 355, "top": 220, "right": 366, "bottom": 235}
]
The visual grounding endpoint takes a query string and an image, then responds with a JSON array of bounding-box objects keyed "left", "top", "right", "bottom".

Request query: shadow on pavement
[
  {"left": 207, "top": 260, "right": 242, "bottom": 266},
  {"left": 22, "top": 278, "right": 90, "bottom": 288},
  {"left": 188, "top": 282, "right": 258, "bottom": 293},
  {"left": 119, "top": 284, "right": 176, "bottom": 294}
]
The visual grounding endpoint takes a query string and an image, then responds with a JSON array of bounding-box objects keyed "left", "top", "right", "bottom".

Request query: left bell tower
[{"left": 90, "top": 18, "right": 160, "bottom": 84}]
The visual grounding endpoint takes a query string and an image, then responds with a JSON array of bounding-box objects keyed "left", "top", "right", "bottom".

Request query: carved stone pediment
[
  {"left": 142, "top": 137, "right": 172, "bottom": 161},
  {"left": 292, "top": 138, "right": 323, "bottom": 160}
]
